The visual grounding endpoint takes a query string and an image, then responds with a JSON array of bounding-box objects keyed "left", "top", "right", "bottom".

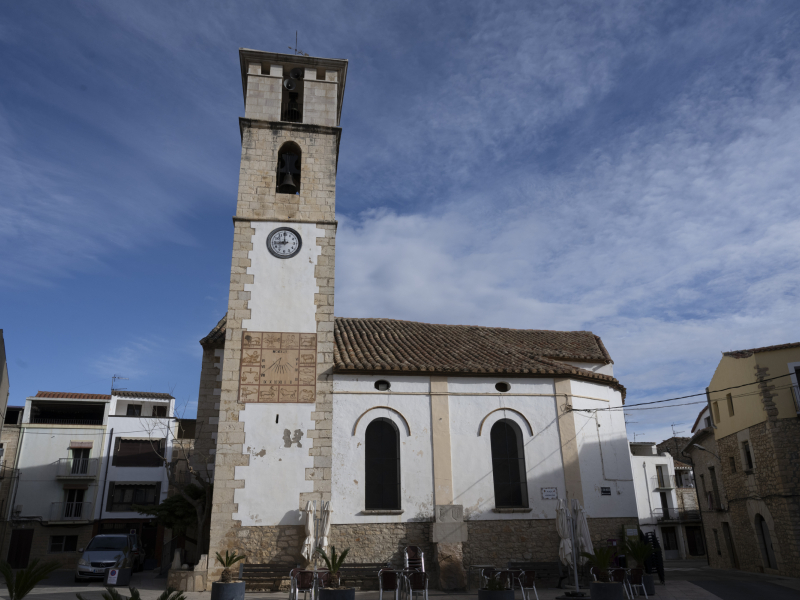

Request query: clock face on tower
[{"left": 267, "top": 227, "right": 302, "bottom": 259}]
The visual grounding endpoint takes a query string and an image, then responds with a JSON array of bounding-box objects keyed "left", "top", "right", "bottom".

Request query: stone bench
[{"left": 240, "top": 562, "right": 299, "bottom": 591}]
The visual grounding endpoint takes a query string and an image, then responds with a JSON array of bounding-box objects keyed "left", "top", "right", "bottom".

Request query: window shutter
[
  {"left": 106, "top": 482, "right": 116, "bottom": 511},
  {"left": 154, "top": 482, "right": 162, "bottom": 504}
]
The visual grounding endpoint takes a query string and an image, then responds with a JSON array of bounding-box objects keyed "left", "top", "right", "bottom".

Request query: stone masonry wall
[
  {"left": 208, "top": 119, "right": 339, "bottom": 582},
  {"left": 463, "top": 517, "right": 636, "bottom": 571},
  {"left": 192, "top": 345, "right": 222, "bottom": 477}
]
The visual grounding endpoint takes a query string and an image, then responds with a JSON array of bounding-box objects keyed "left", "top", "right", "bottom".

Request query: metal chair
[
  {"left": 480, "top": 567, "right": 498, "bottom": 589},
  {"left": 379, "top": 568, "right": 401, "bottom": 600},
  {"left": 404, "top": 569, "right": 428, "bottom": 600},
  {"left": 628, "top": 568, "right": 648, "bottom": 599},
  {"left": 518, "top": 570, "right": 540, "bottom": 600},
  {"left": 290, "top": 568, "right": 316, "bottom": 600},
  {"left": 608, "top": 568, "right": 632, "bottom": 599},
  {"left": 404, "top": 546, "right": 425, "bottom": 572}
]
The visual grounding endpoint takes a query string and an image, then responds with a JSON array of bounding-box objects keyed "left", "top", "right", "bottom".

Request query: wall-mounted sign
[
  {"left": 601, "top": 487, "right": 611, "bottom": 496},
  {"left": 541, "top": 487, "right": 558, "bottom": 499},
  {"left": 626, "top": 529, "right": 638, "bottom": 537}
]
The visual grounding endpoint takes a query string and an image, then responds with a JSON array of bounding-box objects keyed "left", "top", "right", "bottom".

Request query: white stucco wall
[
  {"left": 233, "top": 403, "right": 315, "bottom": 526},
  {"left": 630, "top": 448, "right": 678, "bottom": 526},
  {"left": 331, "top": 375, "right": 434, "bottom": 524},
  {"left": 449, "top": 377, "right": 567, "bottom": 520},
  {"left": 560, "top": 361, "right": 614, "bottom": 377},
  {"left": 13, "top": 425, "right": 107, "bottom": 520},
  {"left": 242, "top": 221, "right": 323, "bottom": 334},
  {"left": 571, "top": 382, "right": 637, "bottom": 518}
]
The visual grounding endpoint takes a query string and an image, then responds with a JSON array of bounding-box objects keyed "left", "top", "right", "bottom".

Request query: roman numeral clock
[{"left": 238, "top": 226, "right": 316, "bottom": 404}]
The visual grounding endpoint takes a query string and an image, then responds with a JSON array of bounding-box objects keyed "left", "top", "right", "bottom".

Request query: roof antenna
[
  {"left": 112, "top": 374, "right": 128, "bottom": 393},
  {"left": 288, "top": 31, "right": 310, "bottom": 57}
]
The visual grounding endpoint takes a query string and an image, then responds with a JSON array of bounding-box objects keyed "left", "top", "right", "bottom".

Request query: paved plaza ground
[{"left": 4, "top": 559, "right": 800, "bottom": 600}]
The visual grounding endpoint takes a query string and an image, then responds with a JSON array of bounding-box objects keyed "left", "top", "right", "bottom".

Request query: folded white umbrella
[
  {"left": 317, "top": 501, "right": 332, "bottom": 554},
  {"left": 556, "top": 498, "right": 573, "bottom": 567},
  {"left": 301, "top": 501, "right": 315, "bottom": 562},
  {"left": 573, "top": 499, "right": 594, "bottom": 566}
]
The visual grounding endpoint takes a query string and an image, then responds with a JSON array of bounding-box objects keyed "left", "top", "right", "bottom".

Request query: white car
[{"left": 75, "top": 533, "right": 144, "bottom": 582}]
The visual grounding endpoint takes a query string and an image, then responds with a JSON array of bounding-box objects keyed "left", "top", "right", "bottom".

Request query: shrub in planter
[
  {"left": 580, "top": 548, "right": 624, "bottom": 600},
  {"left": 478, "top": 573, "right": 515, "bottom": 600},
  {"left": 210, "top": 551, "right": 246, "bottom": 600},
  {"left": 316, "top": 546, "right": 355, "bottom": 600}
]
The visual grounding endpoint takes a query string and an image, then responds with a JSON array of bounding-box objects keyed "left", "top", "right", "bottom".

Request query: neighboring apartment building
[
  {"left": 685, "top": 341, "right": 800, "bottom": 577},
  {"left": 630, "top": 441, "right": 703, "bottom": 560},
  {"left": 0, "top": 390, "right": 175, "bottom": 568},
  {"left": 0, "top": 331, "right": 11, "bottom": 466}
]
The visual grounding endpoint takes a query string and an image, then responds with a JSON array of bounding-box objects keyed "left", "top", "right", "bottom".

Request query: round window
[
  {"left": 495, "top": 382, "right": 511, "bottom": 393},
  {"left": 374, "top": 380, "right": 391, "bottom": 392}
]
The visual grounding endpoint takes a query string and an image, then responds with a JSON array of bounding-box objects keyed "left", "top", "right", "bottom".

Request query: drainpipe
[
  {"left": 98, "top": 428, "right": 114, "bottom": 529},
  {"left": 705, "top": 388, "right": 717, "bottom": 429}
]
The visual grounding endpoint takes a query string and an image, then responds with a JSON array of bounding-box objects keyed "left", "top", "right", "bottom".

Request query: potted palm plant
[
  {"left": 210, "top": 550, "right": 246, "bottom": 600},
  {"left": 623, "top": 539, "right": 655, "bottom": 596},
  {"left": 580, "top": 547, "right": 623, "bottom": 600},
  {"left": 315, "top": 546, "right": 354, "bottom": 600},
  {"left": 478, "top": 573, "right": 515, "bottom": 600}
]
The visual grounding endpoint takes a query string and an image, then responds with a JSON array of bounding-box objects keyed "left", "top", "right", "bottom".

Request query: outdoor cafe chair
[
  {"left": 404, "top": 546, "right": 425, "bottom": 572},
  {"left": 290, "top": 568, "right": 316, "bottom": 600},
  {"left": 517, "top": 570, "right": 540, "bottom": 600},
  {"left": 628, "top": 569, "right": 648, "bottom": 599},
  {"left": 608, "top": 568, "right": 632, "bottom": 599},
  {"left": 379, "top": 568, "right": 401, "bottom": 600},
  {"left": 403, "top": 569, "right": 428, "bottom": 600}
]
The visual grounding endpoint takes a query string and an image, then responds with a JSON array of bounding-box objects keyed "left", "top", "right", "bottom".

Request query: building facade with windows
[
  {"left": 684, "top": 342, "right": 800, "bottom": 577},
  {"left": 629, "top": 442, "right": 703, "bottom": 560},
  {"left": 0, "top": 390, "right": 174, "bottom": 569},
  {"left": 196, "top": 47, "right": 639, "bottom": 588}
]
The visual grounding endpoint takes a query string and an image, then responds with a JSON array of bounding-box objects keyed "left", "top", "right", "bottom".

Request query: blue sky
[{"left": 2, "top": 1, "right": 800, "bottom": 442}]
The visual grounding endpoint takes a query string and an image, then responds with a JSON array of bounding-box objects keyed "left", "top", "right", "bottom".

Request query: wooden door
[{"left": 7, "top": 529, "right": 34, "bottom": 568}]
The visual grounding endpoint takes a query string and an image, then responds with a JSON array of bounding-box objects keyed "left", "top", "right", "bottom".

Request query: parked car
[{"left": 75, "top": 533, "right": 144, "bottom": 582}]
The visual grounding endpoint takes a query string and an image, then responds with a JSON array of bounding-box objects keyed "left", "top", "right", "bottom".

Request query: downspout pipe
[
  {"left": 98, "top": 428, "right": 114, "bottom": 529},
  {"left": 705, "top": 387, "right": 717, "bottom": 429}
]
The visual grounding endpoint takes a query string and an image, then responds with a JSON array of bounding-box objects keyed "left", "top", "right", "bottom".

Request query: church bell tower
[{"left": 208, "top": 49, "right": 346, "bottom": 572}]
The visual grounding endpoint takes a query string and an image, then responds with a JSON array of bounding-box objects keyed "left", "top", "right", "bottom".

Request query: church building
[{"left": 195, "top": 48, "right": 638, "bottom": 586}]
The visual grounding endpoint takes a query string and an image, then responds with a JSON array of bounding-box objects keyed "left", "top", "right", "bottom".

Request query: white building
[
  {"left": 195, "top": 46, "right": 640, "bottom": 588},
  {"left": 629, "top": 441, "right": 701, "bottom": 560},
  {"left": 0, "top": 390, "right": 175, "bottom": 569}
]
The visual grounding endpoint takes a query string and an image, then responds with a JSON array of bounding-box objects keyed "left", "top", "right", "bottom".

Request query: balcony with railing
[
  {"left": 652, "top": 474, "right": 676, "bottom": 490},
  {"left": 50, "top": 501, "right": 93, "bottom": 522},
  {"left": 653, "top": 507, "right": 701, "bottom": 522},
  {"left": 56, "top": 458, "right": 99, "bottom": 479}
]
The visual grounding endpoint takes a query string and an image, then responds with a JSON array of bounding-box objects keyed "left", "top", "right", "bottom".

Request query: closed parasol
[{"left": 301, "top": 501, "right": 315, "bottom": 561}]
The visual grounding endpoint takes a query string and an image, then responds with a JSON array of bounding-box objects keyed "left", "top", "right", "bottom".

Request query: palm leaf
[{"left": 0, "top": 558, "right": 60, "bottom": 600}]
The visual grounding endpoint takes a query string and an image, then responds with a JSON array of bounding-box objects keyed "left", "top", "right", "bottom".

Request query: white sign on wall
[{"left": 541, "top": 487, "right": 558, "bottom": 499}]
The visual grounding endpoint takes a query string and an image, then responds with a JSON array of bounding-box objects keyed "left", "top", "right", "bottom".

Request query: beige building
[{"left": 684, "top": 342, "right": 800, "bottom": 577}]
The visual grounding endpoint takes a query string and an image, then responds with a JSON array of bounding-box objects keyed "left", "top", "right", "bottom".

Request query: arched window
[
  {"left": 365, "top": 418, "right": 400, "bottom": 510},
  {"left": 276, "top": 142, "right": 301, "bottom": 194},
  {"left": 490, "top": 419, "right": 529, "bottom": 508},
  {"left": 755, "top": 514, "right": 777, "bottom": 569}
]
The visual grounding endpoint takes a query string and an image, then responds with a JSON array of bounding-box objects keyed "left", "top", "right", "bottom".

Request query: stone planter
[
  {"left": 167, "top": 569, "right": 208, "bottom": 592},
  {"left": 589, "top": 581, "right": 624, "bottom": 600},
  {"left": 318, "top": 587, "right": 356, "bottom": 600},
  {"left": 643, "top": 574, "right": 656, "bottom": 596},
  {"left": 210, "top": 580, "right": 246, "bottom": 600},
  {"left": 478, "top": 589, "right": 515, "bottom": 600}
]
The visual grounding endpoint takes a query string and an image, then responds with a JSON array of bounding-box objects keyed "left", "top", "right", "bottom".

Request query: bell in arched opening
[{"left": 276, "top": 144, "right": 301, "bottom": 194}]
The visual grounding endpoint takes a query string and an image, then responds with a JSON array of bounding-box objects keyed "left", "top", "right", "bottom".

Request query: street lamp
[{"left": 693, "top": 443, "right": 720, "bottom": 461}]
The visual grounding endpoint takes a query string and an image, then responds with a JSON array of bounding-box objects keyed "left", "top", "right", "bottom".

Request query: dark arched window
[
  {"left": 365, "top": 418, "right": 400, "bottom": 510},
  {"left": 276, "top": 141, "right": 301, "bottom": 194},
  {"left": 490, "top": 419, "right": 528, "bottom": 508}
]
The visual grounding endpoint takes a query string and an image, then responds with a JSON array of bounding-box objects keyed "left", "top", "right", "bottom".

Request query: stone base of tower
[{"left": 434, "top": 542, "right": 467, "bottom": 590}]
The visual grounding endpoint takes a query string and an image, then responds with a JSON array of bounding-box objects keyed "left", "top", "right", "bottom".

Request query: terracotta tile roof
[
  {"left": 674, "top": 460, "right": 692, "bottom": 469},
  {"left": 113, "top": 391, "right": 174, "bottom": 400},
  {"left": 724, "top": 341, "right": 800, "bottom": 359},
  {"left": 200, "top": 315, "right": 227, "bottom": 348},
  {"left": 35, "top": 391, "right": 111, "bottom": 400},
  {"left": 204, "top": 314, "right": 625, "bottom": 395}
]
